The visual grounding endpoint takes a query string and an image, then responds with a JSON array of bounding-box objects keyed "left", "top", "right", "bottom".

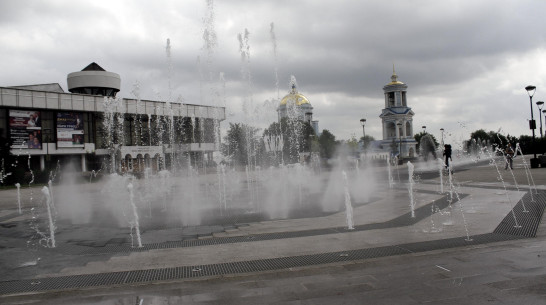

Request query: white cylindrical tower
[{"left": 67, "top": 62, "right": 120, "bottom": 97}]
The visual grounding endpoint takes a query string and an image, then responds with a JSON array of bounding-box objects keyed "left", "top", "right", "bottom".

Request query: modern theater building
[{"left": 0, "top": 63, "right": 225, "bottom": 174}]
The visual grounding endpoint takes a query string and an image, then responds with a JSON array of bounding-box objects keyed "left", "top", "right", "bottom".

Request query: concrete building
[
  {"left": 379, "top": 67, "right": 417, "bottom": 158},
  {"left": 0, "top": 63, "right": 225, "bottom": 174}
]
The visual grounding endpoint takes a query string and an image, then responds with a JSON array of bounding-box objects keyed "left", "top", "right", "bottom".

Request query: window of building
[{"left": 388, "top": 92, "right": 395, "bottom": 107}]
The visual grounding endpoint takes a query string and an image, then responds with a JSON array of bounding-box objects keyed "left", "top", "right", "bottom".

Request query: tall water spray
[
  {"left": 387, "top": 158, "right": 394, "bottom": 188},
  {"left": 407, "top": 161, "right": 416, "bottom": 218},
  {"left": 127, "top": 183, "right": 143, "bottom": 248},
  {"left": 15, "top": 183, "right": 21, "bottom": 214},
  {"left": 270, "top": 22, "right": 279, "bottom": 99},
  {"left": 40, "top": 186, "right": 56, "bottom": 248},
  {"left": 515, "top": 143, "right": 537, "bottom": 198},
  {"left": 437, "top": 158, "right": 444, "bottom": 193},
  {"left": 444, "top": 162, "right": 473, "bottom": 240},
  {"left": 419, "top": 134, "right": 437, "bottom": 161},
  {"left": 500, "top": 146, "right": 529, "bottom": 213},
  {"left": 342, "top": 171, "right": 354, "bottom": 230},
  {"left": 485, "top": 147, "right": 521, "bottom": 228},
  {"left": 166, "top": 38, "right": 173, "bottom": 102}
]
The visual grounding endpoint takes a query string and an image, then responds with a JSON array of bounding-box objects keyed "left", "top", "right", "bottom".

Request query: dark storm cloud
[
  {"left": 240, "top": 1, "right": 545, "bottom": 98},
  {"left": 1, "top": 0, "right": 546, "bottom": 139}
]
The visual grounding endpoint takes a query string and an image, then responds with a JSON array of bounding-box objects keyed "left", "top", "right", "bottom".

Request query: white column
[
  {"left": 40, "top": 155, "right": 45, "bottom": 170},
  {"left": 402, "top": 120, "right": 407, "bottom": 138},
  {"left": 81, "top": 155, "right": 87, "bottom": 172},
  {"left": 395, "top": 120, "right": 400, "bottom": 139}
]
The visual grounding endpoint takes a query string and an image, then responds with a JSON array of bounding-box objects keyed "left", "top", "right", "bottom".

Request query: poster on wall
[
  {"left": 56, "top": 112, "right": 84, "bottom": 148},
  {"left": 9, "top": 109, "right": 42, "bottom": 149}
]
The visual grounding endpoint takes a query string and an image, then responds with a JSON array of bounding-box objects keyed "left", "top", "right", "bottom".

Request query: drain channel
[{"left": 0, "top": 232, "right": 527, "bottom": 295}]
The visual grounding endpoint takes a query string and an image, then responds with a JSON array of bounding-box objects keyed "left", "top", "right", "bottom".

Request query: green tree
[
  {"left": 517, "top": 135, "right": 546, "bottom": 155},
  {"left": 318, "top": 129, "right": 337, "bottom": 159},
  {"left": 414, "top": 132, "right": 439, "bottom": 153},
  {"left": 487, "top": 131, "right": 507, "bottom": 149},
  {"left": 469, "top": 129, "right": 490, "bottom": 144},
  {"left": 263, "top": 117, "right": 316, "bottom": 164},
  {"left": 221, "top": 123, "right": 263, "bottom": 167},
  {"left": 359, "top": 135, "right": 375, "bottom": 152},
  {"left": 345, "top": 136, "right": 359, "bottom": 157},
  {"left": 467, "top": 129, "right": 510, "bottom": 152}
]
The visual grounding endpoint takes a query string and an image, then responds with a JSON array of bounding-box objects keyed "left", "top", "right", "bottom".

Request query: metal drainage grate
[
  {"left": 0, "top": 230, "right": 528, "bottom": 296},
  {"left": 0, "top": 245, "right": 410, "bottom": 295},
  {"left": 494, "top": 191, "right": 546, "bottom": 237}
]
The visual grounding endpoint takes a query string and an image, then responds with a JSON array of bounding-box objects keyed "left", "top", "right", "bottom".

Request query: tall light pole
[
  {"left": 397, "top": 122, "right": 403, "bottom": 159},
  {"left": 543, "top": 109, "right": 546, "bottom": 136},
  {"left": 360, "top": 118, "right": 367, "bottom": 156},
  {"left": 440, "top": 128, "right": 444, "bottom": 147},
  {"left": 537, "top": 101, "right": 544, "bottom": 138},
  {"left": 360, "top": 118, "right": 366, "bottom": 139},
  {"left": 525, "top": 85, "right": 538, "bottom": 165}
]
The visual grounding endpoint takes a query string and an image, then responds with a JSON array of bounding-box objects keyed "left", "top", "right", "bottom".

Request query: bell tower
[{"left": 379, "top": 66, "right": 417, "bottom": 158}]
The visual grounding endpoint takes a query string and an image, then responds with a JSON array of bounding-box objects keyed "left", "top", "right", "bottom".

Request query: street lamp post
[
  {"left": 440, "top": 128, "right": 444, "bottom": 146},
  {"left": 360, "top": 118, "right": 366, "bottom": 156},
  {"left": 525, "top": 85, "right": 538, "bottom": 166},
  {"left": 537, "top": 101, "right": 544, "bottom": 138},
  {"left": 543, "top": 109, "right": 546, "bottom": 135},
  {"left": 360, "top": 118, "right": 366, "bottom": 139},
  {"left": 543, "top": 109, "right": 546, "bottom": 151}
]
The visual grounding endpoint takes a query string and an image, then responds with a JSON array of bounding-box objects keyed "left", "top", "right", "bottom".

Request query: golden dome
[
  {"left": 280, "top": 82, "right": 310, "bottom": 106},
  {"left": 386, "top": 64, "right": 405, "bottom": 86},
  {"left": 387, "top": 80, "right": 405, "bottom": 86},
  {"left": 280, "top": 92, "right": 310, "bottom": 106}
]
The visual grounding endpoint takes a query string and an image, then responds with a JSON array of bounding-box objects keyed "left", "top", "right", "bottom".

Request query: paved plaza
[{"left": 0, "top": 157, "right": 545, "bottom": 304}]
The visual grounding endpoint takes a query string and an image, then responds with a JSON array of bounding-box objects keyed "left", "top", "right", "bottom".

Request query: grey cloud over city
[{"left": 1, "top": 0, "right": 546, "bottom": 143}]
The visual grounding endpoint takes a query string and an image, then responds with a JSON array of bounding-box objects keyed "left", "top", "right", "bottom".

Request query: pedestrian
[
  {"left": 443, "top": 144, "right": 452, "bottom": 169},
  {"left": 505, "top": 144, "right": 514, "bottom": 170}
]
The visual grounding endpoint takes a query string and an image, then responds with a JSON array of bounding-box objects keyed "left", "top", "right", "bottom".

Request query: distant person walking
[
  {"left": 505, "top": 144, "right": 514, "bottom": 170},
  {"left": 443, "top": 144, "right": 452, "bottom": 169}
]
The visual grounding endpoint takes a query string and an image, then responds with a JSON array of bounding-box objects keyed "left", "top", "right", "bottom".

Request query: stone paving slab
[{"left": 0, "top": 158, "right": 545, "bottom": 304}]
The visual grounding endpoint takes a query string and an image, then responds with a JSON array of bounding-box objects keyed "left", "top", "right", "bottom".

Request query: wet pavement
[{"left": 0, "top": 156, "right": 545, "bottom": 304}]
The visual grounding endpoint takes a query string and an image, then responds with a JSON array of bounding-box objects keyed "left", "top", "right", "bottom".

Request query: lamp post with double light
[
  {"left": 537, "top": 101, "right": 544, "bottom": 138},
  {"left": 525, "top": 85, "right": 538, "bottom": 167},
  {"left": 539, "top": 109, "right": 546, "bottom": 153},
  {"left": 541, "top": 109, "right": 546, "bottom": 137}
]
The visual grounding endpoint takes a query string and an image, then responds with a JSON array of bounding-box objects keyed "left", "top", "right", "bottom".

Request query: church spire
[
  {"left": 289, "top": 75, "right": 298, "bottom": 94},
  {"left": 391, "top": 64, "right": 398, "bottom": 83}
]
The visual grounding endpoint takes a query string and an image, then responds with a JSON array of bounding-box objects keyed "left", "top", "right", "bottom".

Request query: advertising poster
[
  {"left": 56, "top": 112, "right": 84, "bottom": 148},
  {"left": 9, "top": 109, "right": 42, "bottom": 149}
]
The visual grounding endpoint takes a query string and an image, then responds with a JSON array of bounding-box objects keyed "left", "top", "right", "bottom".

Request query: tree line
[{"left": 220, "top": 119, "right": 546, "bottom": 168}]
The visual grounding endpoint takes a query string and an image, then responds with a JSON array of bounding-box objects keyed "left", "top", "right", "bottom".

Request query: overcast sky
[{"left": 1, "top": 0, "right": 546, "bottom": 145}]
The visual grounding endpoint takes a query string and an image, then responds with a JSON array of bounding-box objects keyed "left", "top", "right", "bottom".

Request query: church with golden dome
[
  {"left": 277, "top": 76, "right": 319, "bottom": 134},
  {"left": 379, "top": 67, "right": 417, "bottom": 158}
]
